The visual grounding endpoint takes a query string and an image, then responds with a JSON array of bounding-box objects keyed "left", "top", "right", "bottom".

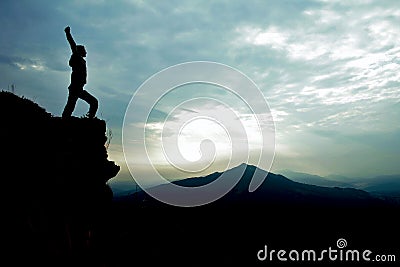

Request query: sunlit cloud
[{"left": 143, "top": 103, "right": 264, "bottom": 165}]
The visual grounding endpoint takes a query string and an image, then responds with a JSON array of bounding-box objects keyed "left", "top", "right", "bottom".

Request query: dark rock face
[{"left": 1, "top": 91, "right": 119, "bottom": 265}]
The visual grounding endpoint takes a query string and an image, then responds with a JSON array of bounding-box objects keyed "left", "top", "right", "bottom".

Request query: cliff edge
[{"left": 1, "top": 91, "right": 120, "bottom": 265}]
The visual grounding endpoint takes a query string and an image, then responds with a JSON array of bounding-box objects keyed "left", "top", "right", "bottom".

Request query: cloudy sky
[{"left": 1, "top": 0, "right": 399, "bottom": 188}]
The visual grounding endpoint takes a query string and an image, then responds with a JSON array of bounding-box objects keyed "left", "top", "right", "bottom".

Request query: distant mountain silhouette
[
  {"left": 112, "top": 164, "right": 399, "bottom": 266},
  {"left": 279, "top": 170, "right": 400, "bottom": 200},
  {"left": 355, "top": 175, "right": 400, "bottom": 195},
  {"left": 278, "top": 170, "right": 355, "bottom": 188},
  {"left": 118, "top": 163, "right": 390, "bottom": 208},
  {"left": 1, "top": 91, "right": 119, "bottom": 266}
]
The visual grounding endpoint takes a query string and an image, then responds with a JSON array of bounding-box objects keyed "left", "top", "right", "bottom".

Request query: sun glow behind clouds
[
  {"left": 143, "top": 84, "right": 264, "bottom": 171},
  {"left": 177, "top": 117, "right": 231, "bottom": 162}
]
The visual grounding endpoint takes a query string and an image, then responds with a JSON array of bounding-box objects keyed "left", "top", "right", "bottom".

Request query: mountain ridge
[
  {"left": 277, "top": 169, "right": 400, "bottom": 198},
  {"left": 118, "top": 163, "right": 392, "bottom": 208},
  {"left": 112, "top": 163, "right": 400, "bottom": 266},
  {"left": 277, "top": 169, "right": 355, "bottom": 187}
]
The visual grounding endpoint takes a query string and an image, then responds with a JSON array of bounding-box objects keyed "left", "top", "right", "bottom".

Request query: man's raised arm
[{"left": 64, "top": 26, "right": 76, "bottom": 53}]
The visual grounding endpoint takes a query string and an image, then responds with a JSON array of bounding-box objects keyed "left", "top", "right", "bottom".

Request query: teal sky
[{"left": 1, "top": 0, "right": 399, "bottom": 186}]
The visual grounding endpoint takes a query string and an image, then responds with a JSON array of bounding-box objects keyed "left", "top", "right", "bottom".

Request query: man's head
[{"left": 77, "top": 45, "right": 87, "bottom": 57}]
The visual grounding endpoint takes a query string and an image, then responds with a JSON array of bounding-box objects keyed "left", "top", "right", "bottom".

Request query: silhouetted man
[{"left": 62, "top": 26, "right": 98, "bottom": 119}]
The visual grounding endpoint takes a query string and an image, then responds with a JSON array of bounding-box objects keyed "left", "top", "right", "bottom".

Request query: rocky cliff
[{"left": 1, "top": 91, "right": 119, "bottom": 266}]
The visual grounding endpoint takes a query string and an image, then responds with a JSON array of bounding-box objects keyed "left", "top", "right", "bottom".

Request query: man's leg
[
  {"left": 79, "top": 90, "right": 98, "bottom": 118},
  {"left": 62, "top": 91, "right": 79, "bottom": 118}
]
